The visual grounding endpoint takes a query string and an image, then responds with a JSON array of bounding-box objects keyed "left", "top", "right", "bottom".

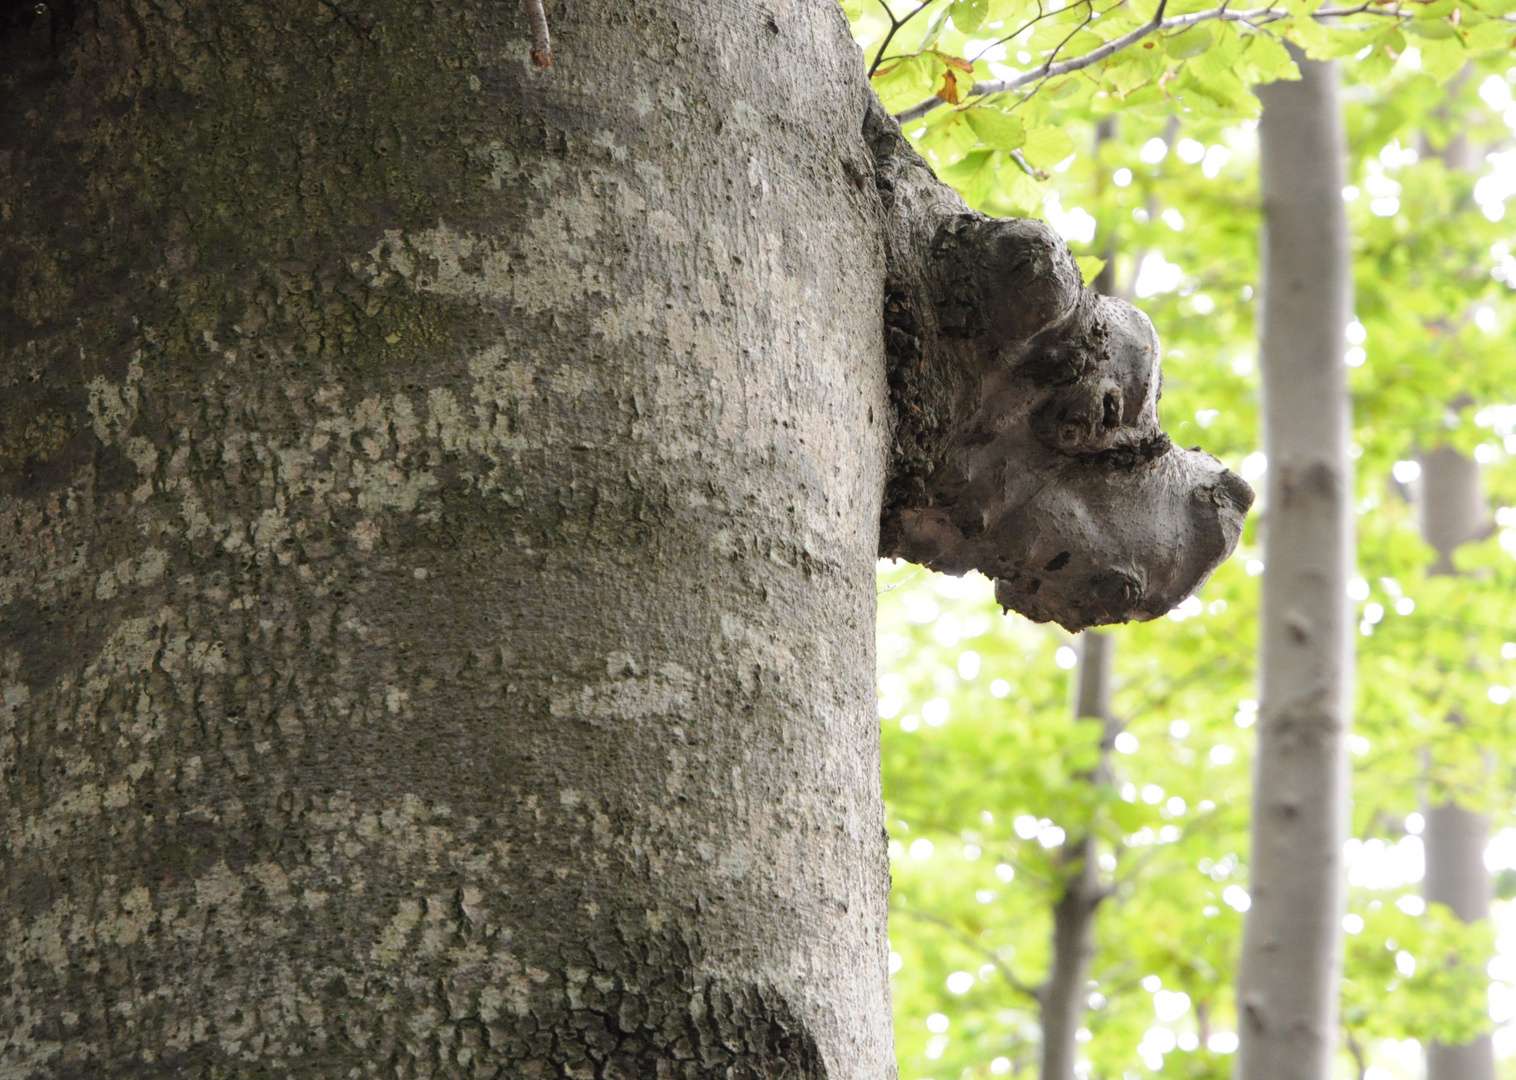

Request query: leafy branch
[{"left": 893, "top": 1, "right": 1402, "bottom": 123}]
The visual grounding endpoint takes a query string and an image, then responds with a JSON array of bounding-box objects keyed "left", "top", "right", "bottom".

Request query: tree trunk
[
  {"left": 0, "top": 4, "right": 896, "bottom": 1075},
  {"left": 0, "top": 2, "right": 1249, "bottom": 1075},
  {"left": 1235, "top": 51, "right": 1354, "bottom": 1080},
  {"left": 1418, "top": 445, "right": 1496, "bottom": 1080},
  {"left": 1039, "top": 632, "right": 1113, "bottom": 1080}
]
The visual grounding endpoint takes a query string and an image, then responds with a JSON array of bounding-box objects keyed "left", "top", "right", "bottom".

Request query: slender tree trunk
[
  {"left": 1418, "top": 445, "right": 1496, "bottom": 1080},
  {"left": 1040, "top": 632, "right": 1114, "bottom": 1080},
  {"left": 1235, "top": 51, "right": 1354, "bottom": 1080},
  {"left": 0, "top": 4, "right": 897, "bottom": 1075}
]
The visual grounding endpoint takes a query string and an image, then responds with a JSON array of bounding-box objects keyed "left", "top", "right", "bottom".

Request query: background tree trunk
[
  {"left": 0, "top": 2, "right": 896, "bottom": 1075},
  {"left": 1039, "top": 631, "right": 1114, "bottom": 1080},
  {"left": 1235, "top": 51, "right": 1354, "bottom": 1080},
  {"left": 1418, "top": 445, "right": 1496, "bottom": 1080}
]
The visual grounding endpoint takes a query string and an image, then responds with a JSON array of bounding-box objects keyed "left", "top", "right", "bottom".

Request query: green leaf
[
  {"left": 1462, "top": 18, "right": 1514, "bottom": 50},
  {"left": 1165, "top": 27, "right": 1213, "bottom": 59},
  {"left": 1357, "top": 43, "right": 1397, "bottom": 86},
  {"left": 1283, "top": 13, "right": 1332, "bottom": 55},
  {"left": 996, "top": 167, "right": 1045, "bottom": 215},
  {"left": 1019, "top": 124, "right": 1077, "bottom": 170},
  {"left": 1241, "top": 31, "right": 1301, "bottom": 82},
  {"left": 873, "top": 54, "right": 940, "bottom": 112},
  {"left": 951, "top": 0, "right": 990, "bottom": 34},
  {"left": 1414, "top": 0, "right": 1458, "bottom": 18},
  {"left": 964, "top": 107, "right": 1027, "bottom": 151},
  {"left": 839, "top": 0, "right": 864, "bottom": 20},
  {"left": 1076, "top": 256, "right": 1107, "bottom": 285},
  {"left": 1405, "top": 19, "right": 1459, "bottom": 38},
  {"left": 1418, "top": 34, "right": 1469, "bottom": 81}
]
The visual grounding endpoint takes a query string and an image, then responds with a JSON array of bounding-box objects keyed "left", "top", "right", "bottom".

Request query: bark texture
[
  {"left": 1418, "top": 444, "right": 1496, "bottom": 1080},
  {"left": 0, "top": 1, "right": 1248, "bottom": 1076},
  {"left": 1235, "top": 52, "right": 1354, "bottom": 1080},
  {"left": 0, "top": 3, "right": 894, "bottom": 1076},
  {"left": 867, "top": 106, "right": 1252, "bottom": 633},
  {"left": 1038, "top": 631, "right": 1113, "bottom": 1080}
]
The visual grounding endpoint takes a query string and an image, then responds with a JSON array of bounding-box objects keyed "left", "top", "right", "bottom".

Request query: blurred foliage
[{"left": 852, "top": 4, "right": 1516, "bottom": 1075}]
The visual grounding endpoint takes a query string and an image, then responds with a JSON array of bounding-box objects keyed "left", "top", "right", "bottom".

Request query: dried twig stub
[{"left": 522, "top": 0, "right": 552, "bottom": 67}]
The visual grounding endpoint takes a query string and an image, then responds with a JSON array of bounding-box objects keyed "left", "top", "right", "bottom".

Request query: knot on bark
[{"left": 867, "top": 100, "right": 1252, "bottom": 632}]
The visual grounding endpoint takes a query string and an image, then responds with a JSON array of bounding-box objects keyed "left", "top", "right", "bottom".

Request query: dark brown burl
[{"left": 867, "top": 100, "right": 1253, "bottom": 632}]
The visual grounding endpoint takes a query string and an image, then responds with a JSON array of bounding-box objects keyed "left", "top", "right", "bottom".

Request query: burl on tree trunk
[
  {"left": 0, "top": 2, "right": 1246, "bottom": 1077},
  {"left": 867, "top": 100, "right": 1252, "bottom": 632}
]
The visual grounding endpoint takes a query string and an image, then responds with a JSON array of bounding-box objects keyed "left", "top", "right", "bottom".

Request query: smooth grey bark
[
  {"left": 0, "top": 5, "right": 896, "bottom": 1076},
  {"left": 1235, "top": 52, "right": 1354, "bottom": 1080},
  {"left": 1039, "top": 631, "right": 1114, "bottom": 1080},
  {"left": 0, "top": 2, "right": 1247, "bottom": 1076},
  {"left": 1418, "top": 444, "right": 1496, "bottom": 1080}
]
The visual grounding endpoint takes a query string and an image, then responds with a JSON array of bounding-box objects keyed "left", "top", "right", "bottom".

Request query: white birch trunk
[{"left": 1234, "top": 52, "right": 1354, "bottom": 1080}]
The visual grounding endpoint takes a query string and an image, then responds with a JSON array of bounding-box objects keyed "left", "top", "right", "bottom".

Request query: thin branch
[
  {"left": 1041, "top": 0, "right": 1101, "bottom": 83},
  {"left": 522, "top": 0, "right": 552, "bottom": 67},
  {"left": 871, "top": 0, "right": 936, "bottom": 77},
  {"left": 898, "top": 0, "right": 1169, "bottom": 121},
  {"left": 892, "top": 0, "right": 1417, "bottom": 123},
  {"left": 893, "top": 905, "right": 1047, "bottom": 1004}
]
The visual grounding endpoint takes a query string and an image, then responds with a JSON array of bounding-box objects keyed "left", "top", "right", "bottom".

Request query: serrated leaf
[
  {"left": 951, "top": 0, "right": 990, "bottom": 34},
  {"left": 1020, "top": 124, "right": 1077, "bottom": 169},
  {"left": 964, "top": 107, "right": 1027, "bottom": 150}
]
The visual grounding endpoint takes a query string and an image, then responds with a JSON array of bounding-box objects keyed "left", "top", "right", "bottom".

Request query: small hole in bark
[
  {"left": 1102, "top": 390, "right": 1121, "bottom": 429},
  {"left": 1026, "top": 578, "right": 1041, "bottom": 594},
  {"left": 1043, "top": 551, "right": 1071, "bottom": 572}
]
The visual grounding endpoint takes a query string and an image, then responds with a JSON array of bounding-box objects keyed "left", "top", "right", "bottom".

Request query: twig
[
  {"left": 898, "top": 0, "right": 1169, "bottom": 122},
  {"left": 893, "top": 0, "right": 1398, "bottom": 123},
  {"left": 871, "top": 2, "right": 938, "bottom": 77},
  {"left": 523, "top": 0, "right": 551, "bottom": 67},
  {"left": 893, "top": 905, "right": 1046, "bottom": 1004}
]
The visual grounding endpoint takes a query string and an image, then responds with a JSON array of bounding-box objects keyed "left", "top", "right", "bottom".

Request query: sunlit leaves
[{"left": 846, "top": 0, "right": 1504, "bottom": 211}]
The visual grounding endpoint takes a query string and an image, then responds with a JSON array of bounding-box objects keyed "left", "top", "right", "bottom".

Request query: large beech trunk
[
  {"left": 0, "top": 2, "right": 1247, "bottom": 1076},
  {"left": 1235, "top": 51, "right": 1353, "bottom": 1080},
  {"left": 0, "top": 4, "right": 895, "bottom": 1075}
]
